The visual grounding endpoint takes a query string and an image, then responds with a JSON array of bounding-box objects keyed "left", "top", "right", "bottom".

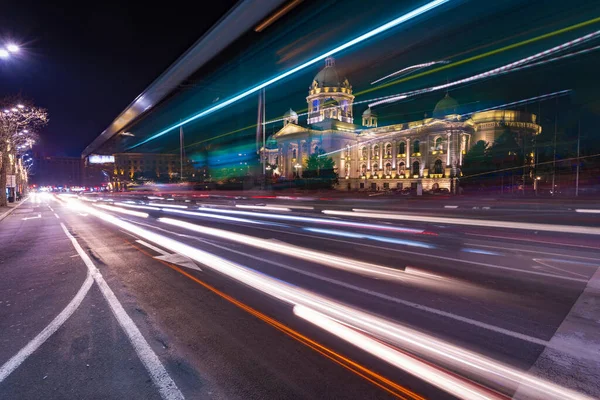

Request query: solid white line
[
  {"left": 337, "top": 209, "right": 600, "bottom": 236},
  {"left": 54, "top": 213, "right": 60, "bottom": 219},
  {"left": 444, "top": 205, "right": 458, "bottom": 209},
  {"left": 464, "top": 232, "right": 600, "bottom": 250},
  {"left": 60, "top": 223, "right": 184, "bottom": 400},
  {"left": 136, "top": 240, "right": 170, "bottom": 256},
  {"left": 48, "top": 206, "right": 54, "bottom": 212},
  {"left": 464, "top": 242, "right": 600, "bottom": 262},
  {"left": 186, "top": 232, "right": 549, "bottom": 346},
  {"left": 0, "top": 273, "right": 93, "bottom": 383},
  {"left": 575, "top": 209, "right": 600, "bottom": 214}
]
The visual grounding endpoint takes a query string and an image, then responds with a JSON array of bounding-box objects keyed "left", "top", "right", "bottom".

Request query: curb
[{"left": 0, "top": 198, "right": 29, "bottom": 223}]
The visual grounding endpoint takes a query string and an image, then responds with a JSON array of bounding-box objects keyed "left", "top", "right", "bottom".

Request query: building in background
[
  {"left": 263, "top": 57, "right": 541, "bottom": 192},
  {"left": 30, "top": 155, "right": 83, "bottom": 187}
]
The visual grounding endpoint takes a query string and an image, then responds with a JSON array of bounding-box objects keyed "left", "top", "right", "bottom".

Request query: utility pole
[
  {"left": 262, "top": 88, "right": 266, "bottom": 177},
  {"left": 179, "top": 124, "right": 184, "bottom": 182},
  {"left": 551, "top": 98, "right": 558, "bottom": 196},
  {"left": 575, "top": 119, "right": 580, "bottom": 197}
]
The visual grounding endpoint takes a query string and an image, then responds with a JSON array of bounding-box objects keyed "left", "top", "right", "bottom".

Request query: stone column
[
  {"left": 392, "top": 140, "right": 397, "bottom": 169},
  {"left": 406, "top": 138, "right": 411, "bottom": 167},
  {"left": 379, "top": 142, "right": 383, "bottom": 169},
  {"left": 446, "top": 132, "right": 451, "bottom": 166}
]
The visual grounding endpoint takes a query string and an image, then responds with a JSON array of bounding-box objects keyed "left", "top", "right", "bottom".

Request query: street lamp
[{"left": 0, "top": 43, "right": 20, "bottom": 59}]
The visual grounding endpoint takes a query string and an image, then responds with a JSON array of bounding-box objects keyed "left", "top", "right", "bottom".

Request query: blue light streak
[
  {"left": 304, "top": 227, "right": 434, "bottom": 249},
  {"left": 128, "top": 0, "right": 451, "bottom": 149}
]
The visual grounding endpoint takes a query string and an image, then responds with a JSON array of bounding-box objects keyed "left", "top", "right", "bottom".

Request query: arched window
[
  {"left": 361, "top": 146, "right": 367, "bottom": 159},
  {"left": 385, "top": 143, "right": 392, "bottom": 157},
  {"left": 432, "top": 183, "right": 439, "bottom": 190},
  {"left": 384, "top": 162, "right": 392, "bottom": 175},
  {"left": 434, "top": 159, "right": 443, "bottom": 174},
  {"left": 345, "top": 163, "right": 350, "bottom": 176},
  {"left": 398, "top": 141, "right": 406, "bottom": 155},
  {"left": 360, "top": 164, "right": 367, "bottom": 175},
  {"left": 435, "top": 137, "right": 443, "bottom": 150},
  {"left": 292, "top": 149, "right": 297, "bottom": 159},
  {"left": 398, "top": 162, "right": 405, "bottom": 174},
  {"left": 373, "top": 144, "right": 380, "bottom": 158},
  {"left": 413, "top": 140, "right": 420, "bottom": 154},
  {"left": 312, "top": 99, "right": 319, "bottom": 112},
  {"left": 341, "top": 100, "right": 348, "bottom": 113},
  {"left": 412, "top": 161, "right": 420, "bottom": 176},
  {"left": 372, "top": 163, "right": 378, "bottom": 172}
]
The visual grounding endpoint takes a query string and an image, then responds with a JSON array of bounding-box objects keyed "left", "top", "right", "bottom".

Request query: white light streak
[{"left": 371, "top": 61, "right": 449, "bottom": 84}]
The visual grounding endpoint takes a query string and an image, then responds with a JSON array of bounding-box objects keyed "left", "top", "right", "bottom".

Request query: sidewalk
[{"left": 0, "top": 199, "right": 28, "bottom": 222}]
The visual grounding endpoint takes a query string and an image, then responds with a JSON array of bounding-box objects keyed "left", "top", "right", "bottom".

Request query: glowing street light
[
  {"left": 0, "top": 49, "right": 9, "bottom": 59},
  {"left": 6, "top": 44, "right": 19, "bottom": 53}
]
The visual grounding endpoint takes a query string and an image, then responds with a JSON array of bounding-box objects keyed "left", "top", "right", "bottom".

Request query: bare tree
[{"left": 0, "top": 98, "right": 48, "bottom": 206}]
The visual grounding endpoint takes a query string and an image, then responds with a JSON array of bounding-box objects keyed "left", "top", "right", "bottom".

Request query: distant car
[{"left": 399, "top": 187, "right": 413, "bottom": 196}]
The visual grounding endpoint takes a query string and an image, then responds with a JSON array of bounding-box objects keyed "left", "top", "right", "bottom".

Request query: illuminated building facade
[
  {"left": 264, "top": 57, "right": 542, "bottom": 192},
  {"left": 113, "top": 153, "right": 179, "bottom": 179}
]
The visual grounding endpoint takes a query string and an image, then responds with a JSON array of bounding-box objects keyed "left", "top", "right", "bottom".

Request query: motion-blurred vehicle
[{"left": 431, "top": 187, "right": 450, "bottom": 195}]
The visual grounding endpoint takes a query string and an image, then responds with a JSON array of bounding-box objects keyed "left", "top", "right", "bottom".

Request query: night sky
[{"left": 0, "top": 0, "right": 236, "bottom": 156}]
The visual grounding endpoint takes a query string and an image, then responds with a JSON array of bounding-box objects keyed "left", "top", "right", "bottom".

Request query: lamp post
[{"left": 0, "top": 43, "right": 20, "bottom": 59}]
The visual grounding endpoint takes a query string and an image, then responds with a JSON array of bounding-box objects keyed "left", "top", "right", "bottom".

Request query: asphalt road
[{"left": 1, "top": 193, "right": 599, "bottom": 399}]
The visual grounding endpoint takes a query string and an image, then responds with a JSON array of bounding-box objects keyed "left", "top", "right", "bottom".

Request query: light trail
[
  {"left": 94, "top": 203, "right": 149, "bottom": 218},
  {"left": 369, "top": 30, "right": 600, "bottom": 107},
  {"left": 159, "top": 217, "right": 408, "bottom": 281},
  {"left": 127, "top": 0, "right": 451, "bottom": 149},
  {"left": 178, "top": 16, "right": 600, "bottom": 153},
  {"left": 358, "top": 16, "right": 600, "bottom": 97},
  {"left": 371, "top": 61, "right": 449, "bottom": 84},
  {"left": 63, "top": 197, "right": 590, "bottom": 399},
  {"left": 323, "top": 209, "right": 600, "bottom": 236},
  {"left": 190, "top": 206, "right": 427, "bottom": 234}
]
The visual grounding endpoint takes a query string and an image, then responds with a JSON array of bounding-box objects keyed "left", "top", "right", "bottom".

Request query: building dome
[
  {"left": 433, "top": 93, "right": 459, "bottom": 118},
  {"left": 313, "top": 57, "right": 342, "bottom": 88},
  {"left": 266, "top": 135, "right": 278, "bottom": 149},
  {"left": 283, "top": 108, "right": 298, "bottom": 119},
  {"left": 362, "top": 107, "right": 377, "bottom": 117}
]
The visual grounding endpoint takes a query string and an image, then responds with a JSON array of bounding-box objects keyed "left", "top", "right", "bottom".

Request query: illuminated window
[
  {"left": 312, "top": 99, "right": 319, "bottom": 112},
  {"left": 398, "top": 142, "right": 405, "bottom": 154}
]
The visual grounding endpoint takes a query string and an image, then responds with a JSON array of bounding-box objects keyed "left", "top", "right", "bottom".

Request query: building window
[
  {"left": 373, "top": 144, "right": 380, "bottom": 158},
  {"left": 398, "top": 141, "right": 406, "bottom": 154},
  {"left": 360, "top": 164, "right": 367, "bottom": 175},
  {"left": 312, "top": 99, "right": 319, "bottom": 112},
  {"left": 435, "top": 137, "right": 443, "bottom": 150},
  {"left": 413, "top": 140, "right": 420, "bottom": 154},
  {"left": 292, "top": 149, "right": 297, "bottom": 159},
  {"left": 434, "top": 159, "right": 443, "bottom": 174},
  {"left": 385, "top": 143, "right": 392, "bottom": 158},
  {"left": 412, "top": 161, "right": 420, "bottom": 176},
  {"left": 384, "top": 162, "right": 392, "bottom": 175},
  {"left": 361, "top": 147, "right": 367, "bottom": 159},
  {"left": 398, "top": 162, "right": 405, "bottom": 175},
  {"left": 383, "top": 182, "right": 389, "bottom": 189}
]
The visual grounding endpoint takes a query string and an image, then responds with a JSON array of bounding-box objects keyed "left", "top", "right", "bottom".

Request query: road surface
[{"left": 1, "top": 192, "right": 599, "bottom": 399}]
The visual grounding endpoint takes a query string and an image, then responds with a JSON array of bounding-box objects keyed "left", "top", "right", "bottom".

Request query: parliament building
[{"left": 263, "top": 57, "right": 541, "bottom": 192}]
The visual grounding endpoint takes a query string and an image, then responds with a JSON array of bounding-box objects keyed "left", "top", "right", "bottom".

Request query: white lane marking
[
  {"left": 0, "top": 197, "right": 29, "bottom": 222},
  {"left": 0, "top": 274, "right": 93, "bottom": 383},
  {"left": 136, "top": 240, "right": 170, "bottom": 255},
  {"left": 48, "top": 206, "right": 54, "bottom": 212},
  {"left": 54, "top": 213, "right": 60, "bottom": 219},
  {"left": 22, "top": 213, "right": 41, "bottom": 220},
  {"left": 465, "top": 232, "right": 600, "bottom": 250},
  {"left": 533, "top": 259, "right": 589, "bottom": 278},
  {"left": 266, "top": 204, "right": 314, "bottom": 210},
  {"left": 575, "top": 209, "right": 600, "bottom": 214},
  {"left": 235, "top": 204, "right": 291, "bottom": 212},
  {"left": 464, "top": 242, "right": 600, "bottom": 262},
  {"left": 444, "top": 205, "right": 458, "bottom": 209},
  {"left": 60, "top": 224, "right": 184, "bottom": 400},
  {"left": 136, "top": 240, "right": 202, "bottom": 272},
  {"left": 187, "top": 234, "right": 550, "bottom": 346},
  {"left": 337, "top": 209, "right": 600, "bottom": 236},
  {"left": 155, "top": 254, "right": 202, "bottom": 272}
]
